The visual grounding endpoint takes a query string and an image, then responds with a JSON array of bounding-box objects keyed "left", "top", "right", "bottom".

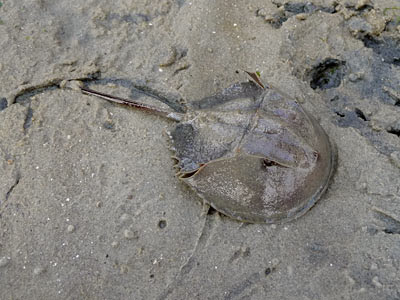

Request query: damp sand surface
[{"left": 1, "top": 1, "right": 400, "bottom": 299}]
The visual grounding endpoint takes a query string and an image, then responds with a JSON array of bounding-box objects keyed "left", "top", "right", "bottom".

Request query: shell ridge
[{"left": 234, "top": 96, "right": 264, "bottom": 154}]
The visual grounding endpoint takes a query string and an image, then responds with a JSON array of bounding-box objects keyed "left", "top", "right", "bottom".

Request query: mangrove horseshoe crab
[{"left": 72, "top": 74, "right": 335, "bottom": 223}]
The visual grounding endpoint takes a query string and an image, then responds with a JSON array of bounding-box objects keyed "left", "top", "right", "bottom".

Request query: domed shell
[{"left": 170, "top": 83, "right": 335, "bottom": 223}]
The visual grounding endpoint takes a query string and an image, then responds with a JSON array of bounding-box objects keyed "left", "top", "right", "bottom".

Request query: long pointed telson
[
  {"left": 81, "top": 87, "right": 183, "bottom": 122},
  {"left": 63, "top": 80, "right": 183, "bottom": 122}
]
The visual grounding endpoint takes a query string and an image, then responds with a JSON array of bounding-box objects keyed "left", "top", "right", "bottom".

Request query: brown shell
[{"left": 170, "top": 82, "right": 335, "bottom": 223}]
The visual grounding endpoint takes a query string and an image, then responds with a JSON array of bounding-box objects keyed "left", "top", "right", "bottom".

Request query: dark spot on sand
[
  {"left": 354, "top": 108, "right": 368, "bottom": 121},
  {"left": 387, "top": 126, "right": 400, "bottom": 138},
  {"left": 362, "top": 35, "right": 400, "bottom": 66},
  {"left": 309, "top": 58, "right": 346, "bottom": 90},
  {"left": 0, "top": 98, "right": 7, "bottom": 111},
  {"left": 158, "top": 220, "right": 167, "bottom": 229},
  {"left": 103, "top": 121, "right": 114, "bottom": 130},
  {"left": 23, "top": 107, "right": 33, "bottom": 131},
  {"left": 207, "top": 207, "right": 218, "bottom": 215}
]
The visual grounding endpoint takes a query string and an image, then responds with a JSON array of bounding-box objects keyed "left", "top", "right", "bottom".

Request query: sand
[{"left": 0, "top": 0, "right": 400, "bottom": 299}]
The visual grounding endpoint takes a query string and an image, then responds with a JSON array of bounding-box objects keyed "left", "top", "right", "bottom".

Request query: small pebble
[
  {"left": 111, "top": 241, "right": 119, "bottom": 248},
  {"left": 59, "top": 80, "right": 68, "bottom": 89},
  {"left": 348, "top": 72, "right": 364, "bottom": 82},
  {"left": 257, "top": 8, "right": 267, "bottom": 17},
  {"left": 123, "top": 229, "right": 137, "bottom": 240},
  {"left": 296, "top": 13, "right": 308, "bottom": 20},
  {"left": 103, "top": 121, "right": 114, "bottom": 130},
  {"left": 264, "top": 15, "right": 275, "bottom": 22},
  {"left": 96, "top": 201, "right": 102, "bottom": 208},
  {"left": 369, "top": 120, "right": 383, "bottom": 132},
  {"left": 271, "top": 258, "right": 280, "bottom": 267},
  {"left": 372, "top": 276, "right": 383, "bottom": 288},
  {"left": 33, "top": 266, "right": 45, "bottom": 275},
  {"left": 65, "top": 80, "right": 84, "bottom": 91},
  {"left": 158, "top": 220, "right": 167, "bottom": 229},
  {"left": 0, "top": 256, "right": 10, "bottom": 267},
  {"left": 67, "top": 225, "right": 75, "bottom": 233},
  {"left": 349, "top": 73, "right": 357, "bottom": 82},
  {"left": 120, "top": 264, "right": 129, "bottom": 274},
  {"left": 389, "top": 151, "right": 400, "bottom": 169}
]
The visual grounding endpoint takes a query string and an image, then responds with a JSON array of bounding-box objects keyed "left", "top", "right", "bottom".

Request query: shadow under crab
[{"left": 76, "top": 76, "right": 336, "bottom": 224}]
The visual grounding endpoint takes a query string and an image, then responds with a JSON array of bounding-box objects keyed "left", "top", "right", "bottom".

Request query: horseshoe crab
[{"left": 72, "top": 74, "right": 335, "bottom": 223}]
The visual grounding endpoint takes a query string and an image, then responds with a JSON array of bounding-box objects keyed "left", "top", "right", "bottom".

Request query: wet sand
[{"left": 1, "top": 0, "right": 400, "bottom": 299}]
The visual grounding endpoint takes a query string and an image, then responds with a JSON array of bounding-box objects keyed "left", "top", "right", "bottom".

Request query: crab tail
[{"left": 80, "top": 87, "right": 183, "bottom": 122}]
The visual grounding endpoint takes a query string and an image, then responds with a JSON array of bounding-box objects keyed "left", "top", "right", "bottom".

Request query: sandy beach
[{"left": 1, "top": 0, "right": 400, "bottom": 299}]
